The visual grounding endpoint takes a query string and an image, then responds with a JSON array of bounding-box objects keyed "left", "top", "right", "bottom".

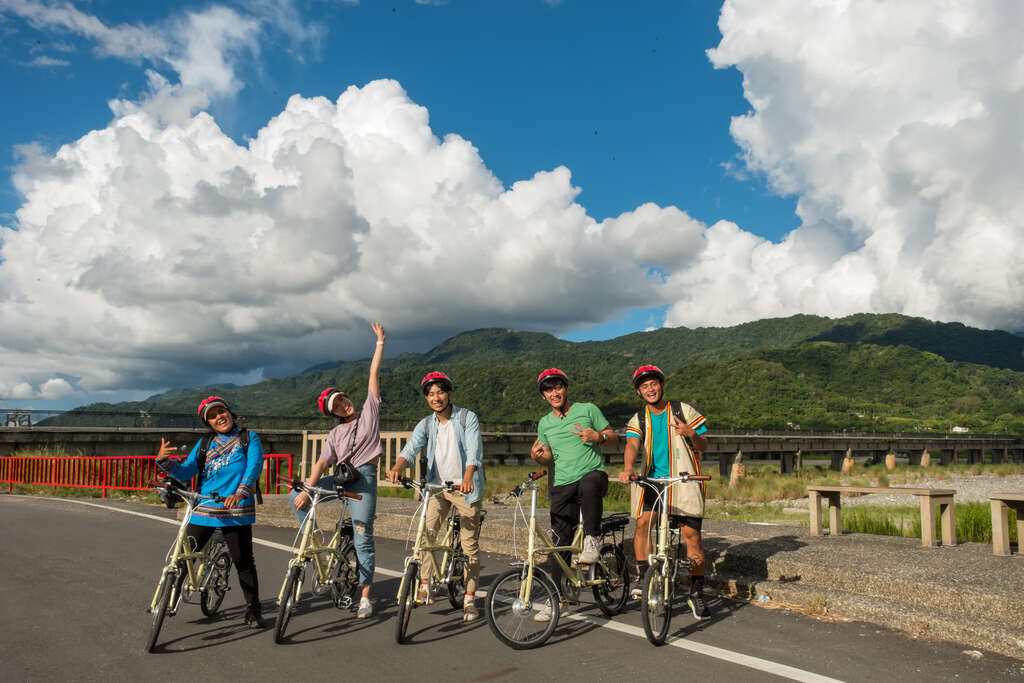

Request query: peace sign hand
[
  {"left": 672, "top": 414, "right": 696, "bottom": 437},
  {"left": 156, "top": 438, "right": 176, "bottom": 462}
]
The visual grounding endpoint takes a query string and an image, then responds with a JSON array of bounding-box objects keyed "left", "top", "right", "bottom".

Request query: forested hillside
[{"left": 52, "top": 314, "right": 1024, "bottom": 433}]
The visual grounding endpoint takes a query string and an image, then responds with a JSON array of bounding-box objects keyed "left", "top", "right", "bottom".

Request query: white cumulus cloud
[
  {"left": 0, "top": 80, "right": 679, "bottom": 395},
  {"left": 666, "top": 0, "right": 1024, "bottom": 331}
]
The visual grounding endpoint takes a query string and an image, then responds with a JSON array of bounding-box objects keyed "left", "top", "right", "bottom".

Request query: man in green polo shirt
[{"left": 529, "top": 368, "right": 618, "bottom": 622}]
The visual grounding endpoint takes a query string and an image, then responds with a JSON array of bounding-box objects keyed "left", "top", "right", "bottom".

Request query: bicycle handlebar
[
  {"left": 398, "top": 477, "right": 458, "bottom": 493},
  {"left": 630, "top": 473, "right": 712, "bottom": 484},
  {"left": 505, "top": 470, "right": 548, "bottom": 500},
  {"left": 278, "top": 477, "right": 363, "bottom": 500},
  {"left": 150, "top": 479, "right": 225, "bottom": 503}
]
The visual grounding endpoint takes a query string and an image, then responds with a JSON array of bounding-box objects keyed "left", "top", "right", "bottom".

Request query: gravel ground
[{"left": 782, "top": 473, "right": 1024, "bottom": 508}]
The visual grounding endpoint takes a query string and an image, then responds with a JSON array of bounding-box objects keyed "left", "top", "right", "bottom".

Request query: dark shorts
[{"left": 636, "top": 481, "right": 703, "bottom": 531}]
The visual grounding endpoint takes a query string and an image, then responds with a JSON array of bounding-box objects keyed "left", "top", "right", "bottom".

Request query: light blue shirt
[{"left": 397, "top": 406, "right": 486, "bottom": 505}]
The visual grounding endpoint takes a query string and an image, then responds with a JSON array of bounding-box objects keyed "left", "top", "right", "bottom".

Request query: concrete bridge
[{"left": 2, "top": 427, "right": 1022, "bottom": 476}]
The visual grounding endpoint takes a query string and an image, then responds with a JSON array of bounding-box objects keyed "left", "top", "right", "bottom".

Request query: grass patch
[
  {"left": 819, "top": 502, "right": 1016, "bottom": 544},
  {"left": 6, "top": 483, "right": 162, "bottom": 504}
]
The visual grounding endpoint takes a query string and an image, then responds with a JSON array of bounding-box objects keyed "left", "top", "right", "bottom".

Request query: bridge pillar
[
  {"left": 908, "top": 450, "right": 922, "bottom": 466},
  {"left": 718, "top": 451, "right": 734, "bottom": 478},
  {"left": 967, "top": 449, "right": 983, "bottom": 465},
  {"left": 780, "top": 451, "right": 794, "bottom": 474},
  {"left": 794, "top": 449, "right": 803, "bottom": 470},
  {"left": 829, "top": 451, "right": 844, "bottom": 471},
  {"left": 940, "top": 449, "right": 953, "bottom": 466}
]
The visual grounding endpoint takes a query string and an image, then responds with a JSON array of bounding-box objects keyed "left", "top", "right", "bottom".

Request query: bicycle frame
[
  {"left": 279, "top": 481, "right": 354, "bottom": 604},
  {"left": 149, "top": 487, "right": 221, "bottom": 614},
  {"left": 634, "top": 474, "right": 710, "bottom": 599},
  {"left": 512, "top": 476, "right": 613, "bottom": 607},
  {"left": 397, "top": 480, "right": 463, "bottom": 600}
]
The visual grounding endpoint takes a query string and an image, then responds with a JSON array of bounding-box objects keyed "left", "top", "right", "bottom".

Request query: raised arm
[{"left": 368, "top": 322, "right": 386, "bottom": 399}]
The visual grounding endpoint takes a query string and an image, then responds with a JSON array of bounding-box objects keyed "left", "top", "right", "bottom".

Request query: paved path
[{"left": 1, "top": 494, "right": 1021, "bottom": 682}]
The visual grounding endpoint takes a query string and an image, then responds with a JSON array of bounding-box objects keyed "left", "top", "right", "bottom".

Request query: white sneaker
[
  {"left": 356, "top": 597, "right": 373, "bottom": 619},
  {"left": 533, "top": 600, "right": 570, "bottom": 623},
  {"left": 579, "top": 535, "right": 600, "bottom": 564},
  {"left": 417, "top": 582, "right": 434, "bottom": 605},
  {"left": 463, "top": 596, "right": 479, "bottom": 622}
]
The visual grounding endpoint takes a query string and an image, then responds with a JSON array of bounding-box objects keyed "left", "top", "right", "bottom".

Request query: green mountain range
[{"left": 53, "top": 313, "right": 1024, "bottom": 433}]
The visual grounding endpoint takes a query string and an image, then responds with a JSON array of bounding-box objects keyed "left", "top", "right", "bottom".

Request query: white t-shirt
[{"left": 434, "top": 419, "right": 463, "bottom": 484}]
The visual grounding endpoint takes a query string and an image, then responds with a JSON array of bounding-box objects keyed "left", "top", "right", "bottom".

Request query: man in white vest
[{"left": 617, "top": 364, "right": 711, "bottom": 620}]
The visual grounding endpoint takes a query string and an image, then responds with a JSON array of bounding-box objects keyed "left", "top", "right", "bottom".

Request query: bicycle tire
[
  {"left": 446, "top": 556, "right": 467, "bottom": 610},
  {"left": 145, "top": 570, "right": 174, "bottom": 653},
  {"left": 591, "top": 543, "right": 629, "bottom": 617},
  {"left": 274, "top": 564, "right": 303, "bottom": 644},
  {"left": 485, "top": 567, "right": 559, "bottom": 650},
  {"left": 395, "top": 562, "right": 418, "bottom": 644},
  {"left": 640, "top": 563, "right": 673, "bottom": 645},
  {"left": 330, "top": 542, "right": 360, "bottom": 610},
  {"left": 200, "top": 541, "right": 232, "bottom": 617}
]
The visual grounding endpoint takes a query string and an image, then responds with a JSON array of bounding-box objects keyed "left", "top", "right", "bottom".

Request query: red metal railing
[{"left": 0, "top": 454, "right": 293, "bottom": 498}]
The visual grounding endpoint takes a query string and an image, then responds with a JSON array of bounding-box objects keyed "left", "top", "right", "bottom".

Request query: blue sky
[
  {"left": 0, "top": 0, "right": 797, "bottom": 344},
  {"left": 1, "top": 0, "right": 1019, "bottom": 409}
]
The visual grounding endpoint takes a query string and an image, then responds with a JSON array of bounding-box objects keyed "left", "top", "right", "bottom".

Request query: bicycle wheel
[
  {"left": 640, "top": 563, "right": 673, "bottom": 645},
  {"left": 591, "top": 543, "right": 629, "bottom": 617},
  {"left": 329, "top": 542, "right": 360, "bottom": 610},
  {"left": 446, "top": 556, "right": 467, "bottom": 609},
  {"left": 485, "top": 567, "right": 559, "bottom": 650},
  {"left": 274, "top": 564, "right": 303, "bottom": 644},
  {"left": 200, "top": 541, "right": 232, "bottom": 617},
  {"left": 395, "top": 562, "right": 418, "bottom": 644},
  {"left": 145, "top": 570, "right": 175, "bottom": 653}
]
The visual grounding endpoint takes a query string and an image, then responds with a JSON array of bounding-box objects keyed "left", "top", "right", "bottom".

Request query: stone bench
[
  {"left": 806, "top": 485, "right": 956, "bottom": 548},
  {"left": 989, "top": 493, "right": 1023, "bottom": 556}
]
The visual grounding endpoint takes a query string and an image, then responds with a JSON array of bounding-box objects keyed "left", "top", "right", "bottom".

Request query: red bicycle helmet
[
  {"left": 632, "top": 364, "right": 666, "bottom": 389},
  {"left": 537, "top": 368, "right": 569, "bottom": 391},
  {"left": 420, "top": 371, "right": 453, "bottom": 395},
  {"left": 317, "top": 387, "right": 347, "bottom": 416},
  {"left": 197, "top": 396, "right": 230, "bottom": 422}
]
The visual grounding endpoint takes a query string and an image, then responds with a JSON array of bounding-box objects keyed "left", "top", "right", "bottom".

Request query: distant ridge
[{"left": 53, "top": 313, "right": 1024, "bottom": 433}]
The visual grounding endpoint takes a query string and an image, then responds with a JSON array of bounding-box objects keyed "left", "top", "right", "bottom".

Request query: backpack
[{"left": 197, "top": 429, "right": 263, "bottom": 504}]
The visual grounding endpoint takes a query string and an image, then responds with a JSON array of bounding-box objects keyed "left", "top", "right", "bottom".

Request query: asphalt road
[{"left": 1, "top": 494, "right": 1021, "bottom": 682}]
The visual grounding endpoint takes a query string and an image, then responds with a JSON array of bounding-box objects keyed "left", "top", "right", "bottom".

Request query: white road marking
[
  {"left": 11, "top": 495, "right": 843, "bottom": 682},
  {"left": 21, "top": 495, "right": 405, "bottom": 578},
  {"left": 569, "top": 613, "right": 844, "bottom": 683}
]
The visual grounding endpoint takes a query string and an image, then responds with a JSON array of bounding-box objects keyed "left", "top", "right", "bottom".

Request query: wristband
[{"left": 376, "top": 341, "right": 384, "bottom": 345}]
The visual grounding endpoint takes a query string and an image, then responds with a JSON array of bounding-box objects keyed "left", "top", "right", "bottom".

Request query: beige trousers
[{"left": 421, "top": 490, "right": 483, "bottom": 595}]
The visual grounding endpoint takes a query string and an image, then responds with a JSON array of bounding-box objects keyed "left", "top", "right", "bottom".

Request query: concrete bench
[
  {"left": 806, "top": 485, "right": 956, "bottom": 548},
  {"left": 989, "top": 493, "right": 1023, "bottom": 556}
]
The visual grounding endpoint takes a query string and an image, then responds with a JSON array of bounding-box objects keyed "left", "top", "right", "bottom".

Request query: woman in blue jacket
[{"left": 155, "top": 396, "right": 267, "bottom": 628}]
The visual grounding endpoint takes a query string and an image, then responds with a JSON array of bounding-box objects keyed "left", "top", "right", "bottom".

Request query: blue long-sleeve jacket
[
  {"left": 167, "top": 430, "right": 264, "bottom": 527},
  {"left": 397, "top": 406, "right": 485, "bottom": 505}
]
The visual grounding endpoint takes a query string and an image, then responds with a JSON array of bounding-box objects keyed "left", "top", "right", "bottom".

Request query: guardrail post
[{"left": 102, "top": 458, "right": 108, "bottom": 498}]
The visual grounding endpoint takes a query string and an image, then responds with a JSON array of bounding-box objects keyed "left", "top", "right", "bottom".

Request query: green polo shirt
[{"left": 537, "top": 402, "right": 609, "bottom": 486}]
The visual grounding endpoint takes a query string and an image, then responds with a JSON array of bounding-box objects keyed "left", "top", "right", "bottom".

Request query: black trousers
[
  {"left": 185, "top": 524, "right": 260, "bottom": 609},
  {"left": 547, "top": 470, "right": 608, "bottom": 588}
]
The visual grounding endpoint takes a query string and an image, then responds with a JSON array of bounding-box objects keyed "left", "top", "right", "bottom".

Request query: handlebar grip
[
  {"left": 688, "top": 475, "right": 712, "bottom": 481},
  {"left": 399, "top": 476, "right": 414, "bottom": 489},
  {"left": 529, "top": 470, "right": 547, "bottom": 481}
]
